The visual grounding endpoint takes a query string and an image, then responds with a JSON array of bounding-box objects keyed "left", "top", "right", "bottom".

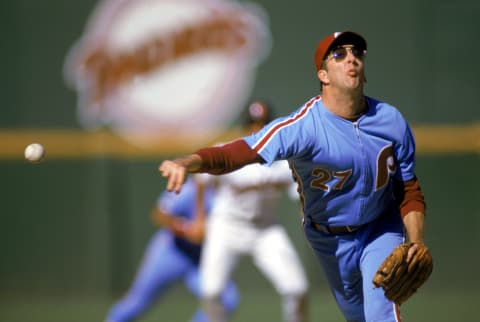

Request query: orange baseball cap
[{"left": 314, "top": 31, "right": 367, "bottom": 71}]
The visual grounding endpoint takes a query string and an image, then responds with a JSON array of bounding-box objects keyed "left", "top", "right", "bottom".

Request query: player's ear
[{"left": 317, "top": 69, "right": 329, "bottom": 85}]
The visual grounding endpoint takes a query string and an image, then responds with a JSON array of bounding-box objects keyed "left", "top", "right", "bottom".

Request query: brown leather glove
[{"left": 373, "top": 242, "right": 433, "bottom": 305}]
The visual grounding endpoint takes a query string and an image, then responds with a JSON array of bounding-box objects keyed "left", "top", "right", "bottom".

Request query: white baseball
[{"left": 24, "top": 143, "right": 45, "bottom": 163}]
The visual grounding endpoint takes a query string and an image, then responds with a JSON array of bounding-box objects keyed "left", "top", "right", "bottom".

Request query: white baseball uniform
[{"left": 195, "top": 160, "right": 309, "bottom": 322}]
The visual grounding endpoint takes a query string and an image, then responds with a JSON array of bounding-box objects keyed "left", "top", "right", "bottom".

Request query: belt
[{"left": 312, "top": 222, "right": 361, "bottom": 235}]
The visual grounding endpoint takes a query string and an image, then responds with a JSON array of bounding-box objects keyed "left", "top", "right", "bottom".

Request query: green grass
[{"left": 0, "top": 288, "right": 478, "bottom": 322}]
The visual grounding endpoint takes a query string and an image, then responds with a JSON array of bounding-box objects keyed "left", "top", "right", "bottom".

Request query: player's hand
[
  {"left": 159, "top": 154, "right": 203, "bottom": 193},
  {"left": 406, "top": 241, "right": 425, "bottom": 262},
  {"left": 159, "top": 160, "right": 188, "bottom": 193}
]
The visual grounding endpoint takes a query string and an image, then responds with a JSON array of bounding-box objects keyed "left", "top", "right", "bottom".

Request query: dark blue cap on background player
[{"left": 314, "top": 31, "right": 367, "bottom": 71}]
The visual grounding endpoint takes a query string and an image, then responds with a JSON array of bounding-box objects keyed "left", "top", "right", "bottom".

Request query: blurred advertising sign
[{"left": 64, "top": 0, "right": 271, "bottom": 147}]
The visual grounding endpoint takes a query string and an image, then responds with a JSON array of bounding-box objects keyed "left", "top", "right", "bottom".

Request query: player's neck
[{"left": 321, "top": 89, "right": 366, "bottom": 120}]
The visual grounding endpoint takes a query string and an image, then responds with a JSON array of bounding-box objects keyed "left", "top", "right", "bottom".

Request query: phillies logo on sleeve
[{"left": 64, "top": 0, "right": 271, "bottom": 147}]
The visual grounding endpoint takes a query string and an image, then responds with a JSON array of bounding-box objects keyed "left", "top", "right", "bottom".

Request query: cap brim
[{"left": 328, "top": 31, "right": 367, "bottom": 54}]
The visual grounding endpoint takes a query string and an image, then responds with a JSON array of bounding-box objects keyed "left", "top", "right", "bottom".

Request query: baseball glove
[{"left": 372, "top": 242, "right": 433, "bottom": 305}]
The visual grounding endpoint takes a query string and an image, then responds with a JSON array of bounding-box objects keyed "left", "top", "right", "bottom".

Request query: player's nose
[
  {"left": 345, "top": 50, "right": 356, "bottom": 63},
  {"left": 346, "top": 52, "right": 361, "bottom": 67}
]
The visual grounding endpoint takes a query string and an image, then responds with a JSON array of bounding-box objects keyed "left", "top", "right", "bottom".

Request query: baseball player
[
  {"left": 105, "top": 178, "right": 238, "bottom": 322},
  {"left": 158, "top": 31, "right": 430, "bottom": 322},
  {"left": 195, "top": 100, "right": 309, "bottom": 322}
]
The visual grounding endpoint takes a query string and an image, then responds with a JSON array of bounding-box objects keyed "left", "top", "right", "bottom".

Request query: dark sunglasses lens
[
  {"left": 332, "top": 48, "right": 347, "bottom": 60},
  {"left": 351, "top": 47, "right": 365, "bottom": 58}
]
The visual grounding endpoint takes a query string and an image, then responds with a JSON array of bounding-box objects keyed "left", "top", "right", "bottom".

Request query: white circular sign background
[{"left": 65, "top": 0, "right": 272, "bottom": 147}]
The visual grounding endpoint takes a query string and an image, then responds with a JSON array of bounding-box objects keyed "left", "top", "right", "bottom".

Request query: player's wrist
[{"left": 174, "top": 154, "right": 202, "bottom": 172}]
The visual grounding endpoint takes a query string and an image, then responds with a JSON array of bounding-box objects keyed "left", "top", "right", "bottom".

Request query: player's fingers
[
  {"left": 171, "top": 171, "right": 186, "bottom": 193},
  {"left": 159, "top": 161, "right": 178, "bottom": 191},
  {"left": 406, "top": 243, "right": 419, "bottom": 262},
  {"left": 165, "top": 176, "right": 176, "bottom": 192},
  {"left": 159, "top": 160, "right": 187, "bottom": 193},
  {"left": 168, "top": 168, "right": 186, "bottom": 193}
]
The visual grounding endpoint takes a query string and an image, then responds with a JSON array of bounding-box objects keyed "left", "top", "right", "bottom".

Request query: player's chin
[{"left": 343, "top": 79, "right": 363, "bottom": 91}]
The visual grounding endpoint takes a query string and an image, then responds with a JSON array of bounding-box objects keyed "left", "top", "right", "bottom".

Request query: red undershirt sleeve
[
  {"left": 395, "top": 176, "right": 426, "bottom": 218},
  {"left": 193, "top": 139, "right": 264, "bottom": 175}
]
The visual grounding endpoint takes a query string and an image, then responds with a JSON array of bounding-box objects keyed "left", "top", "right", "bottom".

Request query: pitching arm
[{"left": 159, "top": 139, "right": 262, "bottom": 193}]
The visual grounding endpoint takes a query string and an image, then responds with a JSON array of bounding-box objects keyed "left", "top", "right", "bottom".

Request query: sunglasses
[{"left": 325, "top": 46, "right": 366, "bottom": 62}]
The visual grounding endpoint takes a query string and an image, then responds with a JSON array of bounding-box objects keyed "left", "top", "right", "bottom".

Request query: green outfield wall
[{"left": 1, "top": 154, "right": 479, "bottom": 294}]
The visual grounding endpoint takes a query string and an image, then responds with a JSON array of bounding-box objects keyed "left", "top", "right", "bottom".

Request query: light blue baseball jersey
[
  {"left": 157, "top": 178, "right": 215, "bottom": 262},
  {"left": 158, "top": 177, "right": 214, "bottom": 221},
  {"left": 243, "top": 95, "right": 417, "bottom": 226}
]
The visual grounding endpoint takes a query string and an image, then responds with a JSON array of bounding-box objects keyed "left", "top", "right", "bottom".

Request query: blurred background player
[
  {"left": 105, "top": 178, "right": 238, "bottom": 322},
  {"left": 195, "top": 100, "right": 309, "bottom": 322}
]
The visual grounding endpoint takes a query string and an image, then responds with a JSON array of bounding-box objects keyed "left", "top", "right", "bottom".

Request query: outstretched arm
[{"left": 158, "top": 139, "right": 263, "bottom": 193}]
